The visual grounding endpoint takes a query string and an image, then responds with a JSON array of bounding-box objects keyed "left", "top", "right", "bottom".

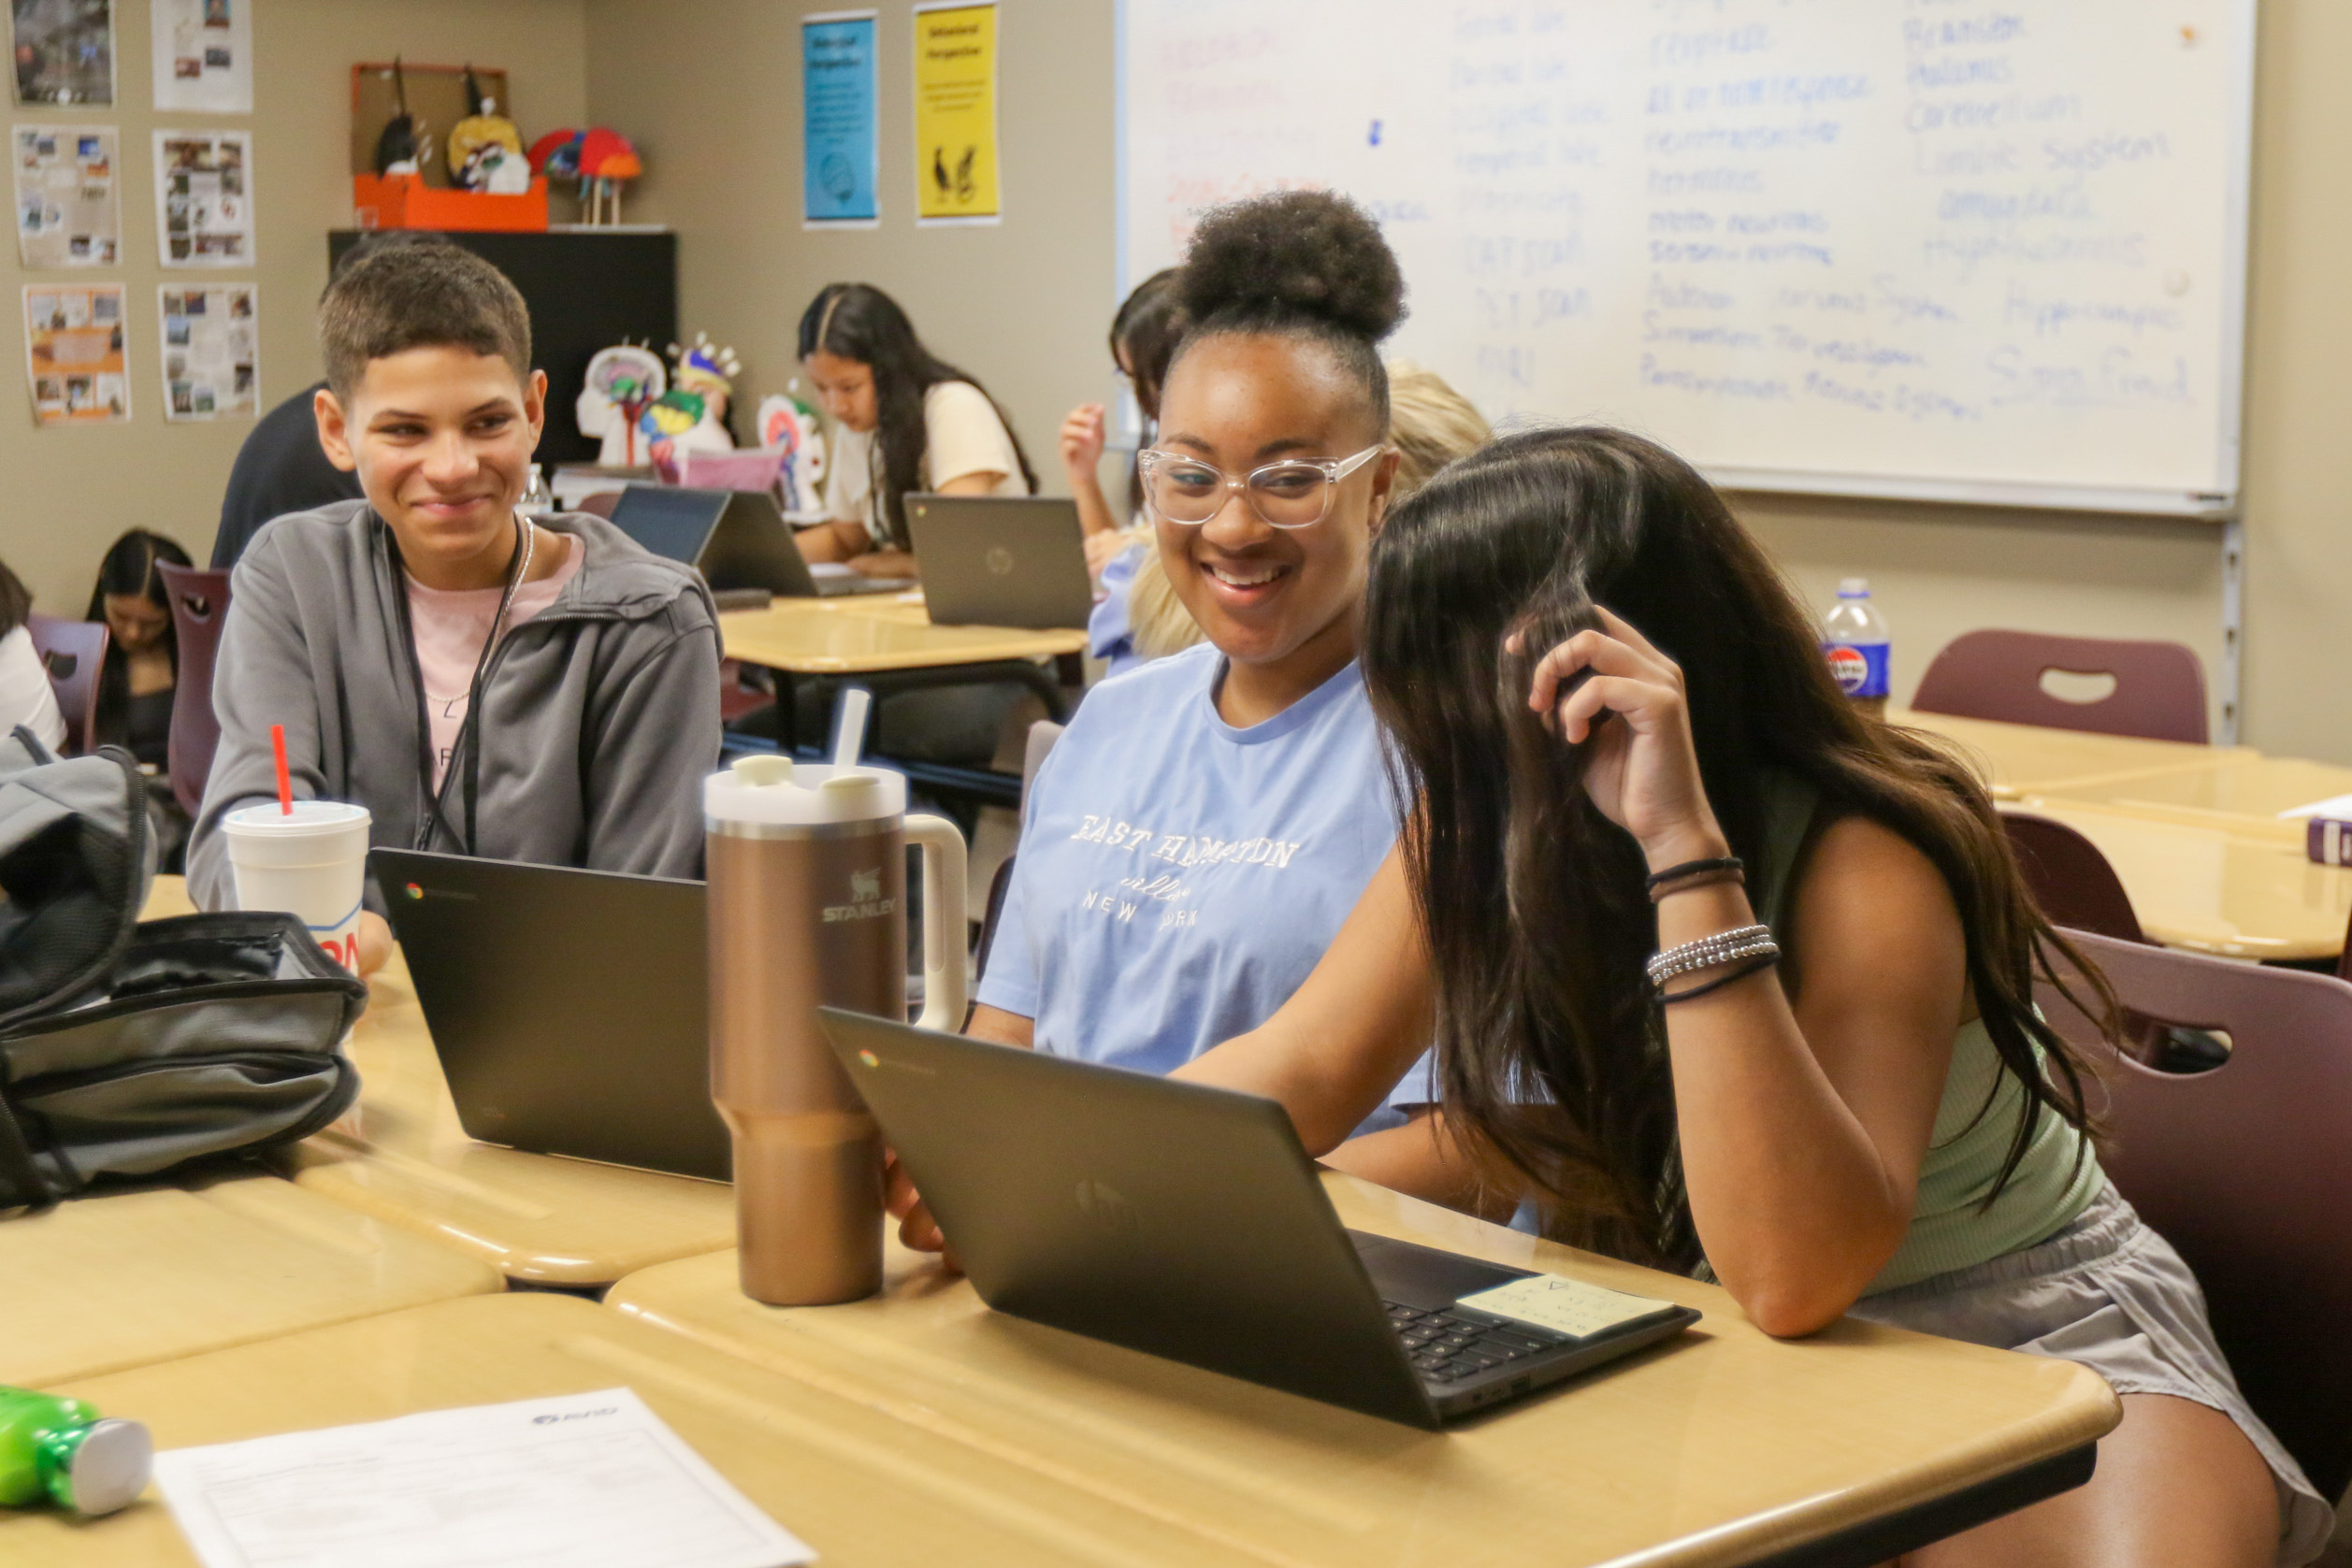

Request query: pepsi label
[{"left": 1823, "top": 640, "right": 1889, "bottom": 699}]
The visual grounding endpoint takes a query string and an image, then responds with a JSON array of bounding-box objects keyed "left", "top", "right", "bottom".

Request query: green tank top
[{"left": 1748, "top": 775, "right": 2101, "bottom": 1294}]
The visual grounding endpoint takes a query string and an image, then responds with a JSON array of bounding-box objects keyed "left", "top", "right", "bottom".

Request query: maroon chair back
[
  {"left": 576, "top": 491, "right": 625, "bottom": 520},
  {"left": 1912, "top": 629, "right": 2208, "bottom": 743},
  {"left": 2035, "top": 931, "right": 2352, "bottom": 1497},
  {"left": 155, "top": 562, "right": 231, "bottom": 817},
  {"left": 2001, "top": 813, "right": 2144, "bottom": 943},
  {"left": 22, "top": 613, "right": 108, "bottom": 755}
]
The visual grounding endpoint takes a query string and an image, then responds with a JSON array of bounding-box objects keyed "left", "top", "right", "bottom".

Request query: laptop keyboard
[{"left": 1385, "top": 1302, "right": 1575, "bottom": 1385}]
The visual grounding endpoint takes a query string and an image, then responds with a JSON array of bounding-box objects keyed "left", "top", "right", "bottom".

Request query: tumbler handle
[{"left": 905, "top": 813, "right": 969, "bottom": 1032}]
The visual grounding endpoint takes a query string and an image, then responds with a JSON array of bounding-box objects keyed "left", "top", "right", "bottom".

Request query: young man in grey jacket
[{"left": 188, "top": 238, "right": 718, "bottom": 971}]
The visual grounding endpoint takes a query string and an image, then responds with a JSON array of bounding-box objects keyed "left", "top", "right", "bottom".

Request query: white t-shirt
[
  {"left": 824, "top": 381, "right": 1030, "bottom": 547},
  {"left": 0, "top": 625, "right": 67, "bottom": 752}
]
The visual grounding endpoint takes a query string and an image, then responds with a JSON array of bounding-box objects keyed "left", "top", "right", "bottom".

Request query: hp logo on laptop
[
  {"left": 1074, "top": 1177, "right": 1138, "bottom": 1233},
  {"left": 985, "top": 546, "right": 1017, "bottom": 576}
]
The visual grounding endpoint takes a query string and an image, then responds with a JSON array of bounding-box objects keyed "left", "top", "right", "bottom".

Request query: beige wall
[
  {"left": 583, "top": 0, "right": 1115, "bottom": 524},
  {"left": 0, "top": 0, "right": 586, "bottom": 615}
]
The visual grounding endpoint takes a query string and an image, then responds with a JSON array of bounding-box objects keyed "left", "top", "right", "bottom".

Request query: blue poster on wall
[{"left": 802, "top": 9, "right": 879, "bottom": 227}]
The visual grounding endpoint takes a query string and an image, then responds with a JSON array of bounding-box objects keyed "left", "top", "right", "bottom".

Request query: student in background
[
  {"left": 1061, "top": 267, "right": 1184, "bottom": 571},
  {"left": 87, "top": 529, "right": 191, "bottom": 772},
  {"left": 0, "top": 559, "right": 65, "bottom": 752},
  {"left": 796, "top": 282, "right": 1037, "bottom": 579},
  {"left": 897, "top": 190, "right": 1431, "bottom": 1250},
  {"left": 1177, "top": 427, "right": 2332, "bottom": 1565},
  {"left": 187, "top": 238, "right": 719, "bottom": 972},
  {"left": 1107, "top": 358, "right": 1493, "bottom": 675}
]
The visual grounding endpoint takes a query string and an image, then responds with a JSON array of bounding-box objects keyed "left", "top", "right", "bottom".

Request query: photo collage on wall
[{"left": 6, "top": 0, "right": 261, "bottom": 426}]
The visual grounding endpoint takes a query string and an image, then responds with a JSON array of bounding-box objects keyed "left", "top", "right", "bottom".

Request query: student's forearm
[
  {"left": 796, "top": 521, "right": 866, "bottom": 563},
  {"left": 1323, "top": 1110, "right": 1521, "bottom": 1222},
  {"left": 1068, "top": 471, "right": 1118, "bottom": 538},
  {"left": 1653, "top": 873, "right": 1912, "bottom": 1334}
]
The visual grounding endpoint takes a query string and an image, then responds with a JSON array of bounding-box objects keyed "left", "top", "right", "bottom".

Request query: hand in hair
[
  {"left": 1059, "top": 402, "right": 1106, "bottom": 481},
  {"left": 1519, "top": 605, "right": 1729, "bottom": 870}
]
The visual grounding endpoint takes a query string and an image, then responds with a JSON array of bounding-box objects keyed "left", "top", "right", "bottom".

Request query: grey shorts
[{"left": 1849, "top": 1182, "right": 2334, "bottom": 1565}]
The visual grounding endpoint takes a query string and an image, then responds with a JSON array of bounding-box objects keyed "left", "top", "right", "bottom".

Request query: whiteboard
[{"left": 1118, "top": 0, "right": 2255, "bottom": 517}]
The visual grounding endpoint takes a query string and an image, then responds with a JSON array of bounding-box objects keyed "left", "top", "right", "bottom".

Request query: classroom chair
[
  {"left": 576, "top": 491, "right": 624, "bottom": 520},
  {"left": 23, "top": 613, "right": 108, "bottom": 755},
  {"left": 2034, "top": 930, "right": 2352, "bottom": 1499},
  {"left": 2001, "top": 813, "right": 2144, "bottom": 943},
  {"left": 1912, "top": 630, "right": 2209, "bottom": 744},
  {"left": 155, "top": 563, "right": 230, "bottom": 818}
]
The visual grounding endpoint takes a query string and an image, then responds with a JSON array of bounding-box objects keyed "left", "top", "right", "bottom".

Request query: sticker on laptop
[{"left": 1457, "top": 1273, "right": 1682, "bottom": 1341}]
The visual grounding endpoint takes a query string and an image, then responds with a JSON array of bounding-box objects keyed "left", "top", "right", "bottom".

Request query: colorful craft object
[
  {"left": 643, "top": 335, "right": 742, "bottom": 479},
  {"left": 574, "top": 343, "right": 666, "bottom": 468},
  {"left": 448, "top": 68, "right": 527, "bottom": 194},
  {"left": 757, "top": 390, "right": 829, "bottom": 515},
  {"left": 527, "top": 125, "right": 642, "bottom": 224}
]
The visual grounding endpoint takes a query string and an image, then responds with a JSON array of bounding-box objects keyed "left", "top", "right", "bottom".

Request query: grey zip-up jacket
[{"left": 188, "top": 499, "right": 721, "bottom": 911}]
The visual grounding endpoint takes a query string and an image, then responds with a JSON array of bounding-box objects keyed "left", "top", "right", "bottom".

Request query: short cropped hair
[{"left": 318, "top": 237, "right": 532, "bottom": 400}]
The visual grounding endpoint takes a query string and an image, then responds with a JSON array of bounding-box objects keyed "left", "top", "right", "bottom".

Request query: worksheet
[
  {"left": 12, "top": 123, "right": 117, "bottom": 266},
  {"left": 153, "top": 1388, "right": 815, "bottom": 1568},
  {"left": 152, "top": 127, "right": 251, "bottom": 266},
  {"left": 158, "top": 282, "right": 254, "bottom": 420}
]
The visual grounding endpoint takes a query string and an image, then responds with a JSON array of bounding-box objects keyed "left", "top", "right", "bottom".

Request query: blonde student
[
  {"left": 796, "top": 282, "right": 1037, "bottom": 580},
  {"left": 187, "top": 238, "right": 720, "bottom": 971}
]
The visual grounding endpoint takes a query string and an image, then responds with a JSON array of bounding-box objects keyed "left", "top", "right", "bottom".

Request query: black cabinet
[{"left": 326, "top": 229, "right": 678, "bottom": 465}]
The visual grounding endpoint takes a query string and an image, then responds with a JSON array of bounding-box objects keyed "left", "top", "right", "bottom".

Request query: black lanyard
[{"left": 405, "top": 513, "right": 532, "bottom": 857}]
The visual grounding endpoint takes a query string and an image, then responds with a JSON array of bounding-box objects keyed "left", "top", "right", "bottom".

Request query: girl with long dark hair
[
  {"left": 1172, "top": 426, "right": 2327, "bottom": 1562},
  {"left": 87, "top": 528, "right": 191, "bottom": 770},
  {"left": 796, "top": 282, "right": 1038, "bottom": 579}
]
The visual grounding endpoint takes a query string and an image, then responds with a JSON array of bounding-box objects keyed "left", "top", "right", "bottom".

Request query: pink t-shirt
[{"left": 406, "top": 534, "right": 584, "bottom": 791}]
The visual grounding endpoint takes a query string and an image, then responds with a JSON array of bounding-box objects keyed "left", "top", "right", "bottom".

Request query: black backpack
[{"left": 0, "top": 728, "right": 364, "bottom": 1205}]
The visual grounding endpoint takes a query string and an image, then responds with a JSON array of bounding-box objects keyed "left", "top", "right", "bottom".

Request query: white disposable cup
[{"left": 223, "top": 800, "right": 372, "bottom": 971}]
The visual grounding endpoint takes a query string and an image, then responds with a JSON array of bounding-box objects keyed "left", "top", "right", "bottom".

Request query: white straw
[{"left": 831, "top": 687, "right": 871, "bottom": 772}]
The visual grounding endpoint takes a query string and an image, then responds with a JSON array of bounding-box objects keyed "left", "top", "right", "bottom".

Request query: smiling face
[
  {"left": 314, "top": 346, "right": 546, "bottom": 592},
  {"left": 1151, "top": 333, "right": 1394, "bottom": 689},
  {"left": 804, "top": 350, "right": 879, "bottom": 433}
]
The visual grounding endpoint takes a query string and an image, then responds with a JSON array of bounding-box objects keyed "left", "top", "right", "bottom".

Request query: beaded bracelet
[
  {"left": 1645, "top": 924, "right": 1779, "bottom": 988},
  {"left": 1659, "top": 953, "right": 1781, "bottom": 1005}
]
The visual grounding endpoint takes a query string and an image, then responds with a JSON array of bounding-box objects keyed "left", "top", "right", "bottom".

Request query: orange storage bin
[{"left": 352, "top": 173, "right": 548, "bottom": 233}]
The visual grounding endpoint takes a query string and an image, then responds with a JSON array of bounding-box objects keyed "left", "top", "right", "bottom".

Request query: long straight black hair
[
  {"left": 0, "top": 560, "right": 29, "bottom": 638},
  {"left": 86, "top": 528, "right": 191, "bottom": 745},
  {"left": 1360, "top": 426, "right": 2103, "bottom": 1270},
  {"left": 797, "top": 282, "right": 1037, "bottom": 549}
]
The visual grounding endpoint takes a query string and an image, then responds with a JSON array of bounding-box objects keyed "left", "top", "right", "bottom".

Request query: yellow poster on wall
[{"left": 912, "top": 1, "right": 1000, "bottom": 225}]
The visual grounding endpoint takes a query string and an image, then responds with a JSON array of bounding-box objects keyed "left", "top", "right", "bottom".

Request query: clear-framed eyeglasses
[{"left": 1136, "top": 444, "right": 1385, "bottom": 529}]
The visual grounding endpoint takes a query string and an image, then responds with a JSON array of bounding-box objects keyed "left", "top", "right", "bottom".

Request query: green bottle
[{"left": 0, "top": 1387, "right": 151, "bottom": 1516}]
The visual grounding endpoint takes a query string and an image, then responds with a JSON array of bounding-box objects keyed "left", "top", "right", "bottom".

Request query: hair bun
[{"left": 1181, "top": 190, "right": 1406, "bottom": 343}]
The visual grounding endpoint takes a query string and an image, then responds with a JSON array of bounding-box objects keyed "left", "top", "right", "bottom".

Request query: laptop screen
[{"left": 607, "top": 486, "right": 729, "bottom": 567}]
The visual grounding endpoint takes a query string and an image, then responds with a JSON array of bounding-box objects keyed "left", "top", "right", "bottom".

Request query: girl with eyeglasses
[
  {"left": 902, "top": 192, "right": 1440, "bottom": 1249},
  {"left": 1171, "top": 427, "right": 2330, "bottom": 1564}
]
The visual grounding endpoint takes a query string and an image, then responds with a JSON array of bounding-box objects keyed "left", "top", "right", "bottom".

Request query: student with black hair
[
  {"left": 891, "top": 191, "right": 1435, "bottom": 1252},
  {"left": 87, "top": 528, "right": 192, "bottom": 770},
  {"left": 0, "top": 558, "right": 65, "bottom": 752},
  {"left": 1066, "top": 267, "right": 1187, "bottom": 672},
  {"left": 797, "top": 282, "right": 1037, "bottom": 580}
]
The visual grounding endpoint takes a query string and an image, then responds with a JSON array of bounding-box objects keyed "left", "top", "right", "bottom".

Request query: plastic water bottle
[{"left": 1821, "top": 578, "right": 1890, "bottom": 716}]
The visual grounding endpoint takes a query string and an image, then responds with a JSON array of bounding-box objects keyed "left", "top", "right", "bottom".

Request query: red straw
[{"left": 270, "top": 724, "right": 292, "bottom": 815}]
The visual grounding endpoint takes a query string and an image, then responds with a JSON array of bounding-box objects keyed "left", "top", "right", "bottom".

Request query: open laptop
[
  {"left": 904, "top": 495, "right": 1093, "bottom": 629},
  {"left": 372, "top": 848, "right": 729, "bottom": 1183},
  {"left": 818, "top": 1008, "right": 1700, "bottom": 1427},
  {"left": 608, "top": 485, "right": 912, "bottom": 597}
]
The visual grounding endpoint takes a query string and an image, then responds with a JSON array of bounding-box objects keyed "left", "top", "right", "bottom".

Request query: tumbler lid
[{"left": 704, "top": 755, "right": 904, "bottom": 827}]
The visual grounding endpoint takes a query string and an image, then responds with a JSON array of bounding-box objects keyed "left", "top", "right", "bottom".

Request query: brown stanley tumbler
[{"left": 706, "top": 752, "right": 968, "bottom": 1304}]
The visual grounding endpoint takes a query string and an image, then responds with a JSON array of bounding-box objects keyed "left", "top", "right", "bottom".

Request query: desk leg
[{"left": 1744, "top": 1444, "right": 2096, "bottom": 1567}]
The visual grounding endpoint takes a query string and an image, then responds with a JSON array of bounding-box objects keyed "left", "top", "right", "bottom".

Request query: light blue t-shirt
[
  {"left": 1087, "top": 540, "right": 1145, "bottom": 677},
  {"left": 977, "top": 642, "right": 1434, "bottom": 1133}
]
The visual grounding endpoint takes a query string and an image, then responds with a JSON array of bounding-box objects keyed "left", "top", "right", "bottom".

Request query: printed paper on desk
[
  {"left": 1458, "top": 1273, "right": 1682, "bottom": 1341},
  {"left": 2279, "top": 793, "right": 2352, "bottom": 821},
  {"left": 152, "top": 1387, "right": 815, "bottom": 1568}
]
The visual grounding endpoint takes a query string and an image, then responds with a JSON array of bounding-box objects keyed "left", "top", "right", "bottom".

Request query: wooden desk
[
  {"left": 721, "top": 597, "right": 1087, "bottom": 675},
  {"left": 1890, "top": 709, "right": 2250, "bottom": 800},
  {"left": 285, "top": 951, "right": 738, "bottom": 1287},
  {"left": 0, "top": 1176, "right": 500, "bottom": 1388},
  {"left": 604, "top": 1174, "right": 2118, "bottom": 1566}
]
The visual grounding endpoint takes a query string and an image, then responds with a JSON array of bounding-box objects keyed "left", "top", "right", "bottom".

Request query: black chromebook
[
  {"left": 817, "top": 1007, "right": 1700, "bottom": 1428},
  {"left": 608, "top": 484, "right": 912, "bottom": 597},
  {"left": 373, "top": 849, "right": 729, "bottom": 1182}
]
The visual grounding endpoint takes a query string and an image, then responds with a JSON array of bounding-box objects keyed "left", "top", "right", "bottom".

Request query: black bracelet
[
  {"left": 1644, "top": 855, "right": 1743, "bottom": 894},
  {"left": 1657, "top": 953, "right": 1780, "bottom": 1005}
]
